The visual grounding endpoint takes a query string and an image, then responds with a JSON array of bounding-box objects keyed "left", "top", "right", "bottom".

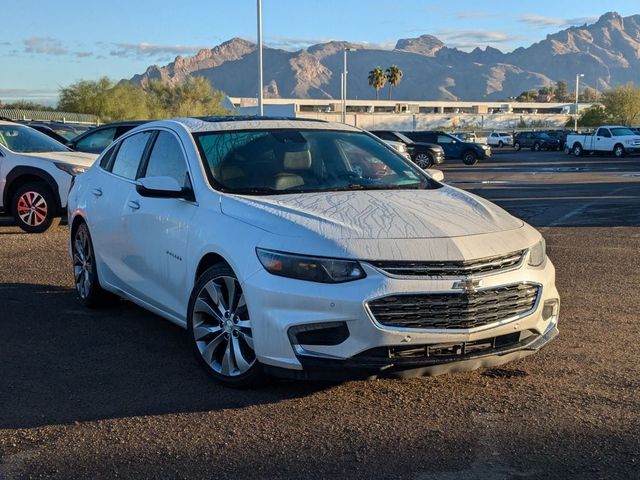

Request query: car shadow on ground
[{"left": 0, "top": 283, "right": 331, "bottom": 430}]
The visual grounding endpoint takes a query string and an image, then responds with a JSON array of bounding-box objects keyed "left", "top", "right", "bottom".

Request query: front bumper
[{"left": 242, "top": 257, "right": 559, "bottom": 378}]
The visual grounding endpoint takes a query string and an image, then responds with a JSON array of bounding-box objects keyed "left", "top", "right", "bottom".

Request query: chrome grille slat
[
  {"left": 369, "top": 250, "right": 526, "bottom": 277},
  {"left": 367, "top": 284, "right": 540, "bottom": 330}
]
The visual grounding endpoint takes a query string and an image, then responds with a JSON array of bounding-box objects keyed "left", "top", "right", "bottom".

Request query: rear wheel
[
  {"left": 613, "top": 144, "right": 625, "bottom": 158},
  {"left": 498, "top": 141, "right": 504, "bottom": 148},
  {"left": 462, "top": 150, "right": 478, "bottom": 165},
  {"left": 413, "top": 152, "right": 433, "bottom": 169},
  {"left": 573, "top": 144, "right": 583, "bottom": 157},
  {"left": 514, "top": 142, "right": 521, "bottom": 151},
  {"left": 533, "top": 142, "right": 541, "bottom": 152},
  {"left": 72, "top": 222, "right": 111, "bottom": 308},
  {"left": 187, "top": 264, "right": 266, "bottom": 388},
  {"left": 11, "top": 183, "right": 60, "bottom": 233}
]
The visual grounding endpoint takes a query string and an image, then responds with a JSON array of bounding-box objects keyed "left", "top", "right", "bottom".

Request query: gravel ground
[{"left": 0, "top": 223, "right": 638, "bottom": 479}]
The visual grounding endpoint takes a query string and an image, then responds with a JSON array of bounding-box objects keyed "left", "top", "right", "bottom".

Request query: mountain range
[{"left": 129, "top": 12, "right": 640, "bottom": 101}]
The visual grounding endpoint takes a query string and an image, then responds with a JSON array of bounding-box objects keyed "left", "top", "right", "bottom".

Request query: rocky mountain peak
[{"left": 394, "top": 35, "right": 445, "bottom": 56}]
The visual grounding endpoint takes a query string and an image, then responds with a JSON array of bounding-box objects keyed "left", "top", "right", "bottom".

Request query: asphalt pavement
[{"left": 0, "top": 150, "right": 639, "bottom": 479}]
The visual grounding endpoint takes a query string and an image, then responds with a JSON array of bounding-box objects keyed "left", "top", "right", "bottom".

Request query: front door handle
[
  {"left": 91, "top": 187, "right": 103, "bottom": 197},
  {"left": 127, "top": 200, "right": 140, "bottom": 210}
]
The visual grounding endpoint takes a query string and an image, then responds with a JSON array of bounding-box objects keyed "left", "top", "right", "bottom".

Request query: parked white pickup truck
[{"left": 566, "top": 126, "right": 640, "bottom": 158}]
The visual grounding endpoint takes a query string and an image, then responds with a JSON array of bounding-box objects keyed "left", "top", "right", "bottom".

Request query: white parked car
[
  {"left": 487, "top": 132, "right": 513, "bottom": 148},
  {"left": 0, "top": 121, "right": 96, "bottom": 232},
  {"left": 68, "top": 117, "right": 560, "bottom": 387},
  {"left": 382, "top": 139, "right": 412, "bottom": 160}
]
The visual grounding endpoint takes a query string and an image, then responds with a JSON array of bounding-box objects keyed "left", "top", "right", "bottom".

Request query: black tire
[
  {"left": 11, "top": 182, "right": 60, "bottom": 233},
  {"left": 533, "top": 142, "right": 541, "bottom": 152},
  {"left": 71, "top": 222, "right": 111, "bottom": 308},
  {"left": 498, "top": 141, "right": 504, "bottom": 148},
  {"left": 613, "top": 144, "right": 625, "bottom": 158},
  {"left": 573, "top": 144, "right": 583, "bottom": 157},
  {"left": 187, "top": 264, "right": 266, "bottom": 388},
  {"left": 462, "top": 150, "right": 478, "bottom": 165},
  {"left": 514, "top": 142, "right": 521, "bottom": 151},
  {"left": 413, "top": 152, "right": 433, "bottom": 169}
]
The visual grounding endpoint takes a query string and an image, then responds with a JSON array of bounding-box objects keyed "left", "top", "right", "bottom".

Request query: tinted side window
[
  {"left": 597, "top": 128, "right": 611, "bottom": 138},
  {"left": 75, "top": 127, "right": 117, "bottom": 153},
  {"left": 437, "top": 135, "right": 453, "bottom": 143},
  {"left": 99, "top": 143, "right": 118, "bottom": 169},
  {"left": 110, "top": 132, "right": 152, "bottom": 180},
  {"left": 144, "top": 131, "right": 189, "bottom": 185}
]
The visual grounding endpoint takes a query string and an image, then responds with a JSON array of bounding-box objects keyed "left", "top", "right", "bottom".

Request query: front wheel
[
  {"left": 12, "top": 183, "right": 60, "bottom": 233},
  {"left": 514, "top": 142, "right": 521, "bottom": 151},
  {"left": 613, "top": 144, "right": 625, "bottom": 158},
  {"left": 462, "top": 151, "right": 478, "bottom": 165},
  {"left": 533, "top": 142, "right": 541, "bottom": 152},
  {"left": 187, "top": 264, "right": 266, "bottom": 388},
  {"left": 413, "top": 152, "right": 433, "bottom": 169}
]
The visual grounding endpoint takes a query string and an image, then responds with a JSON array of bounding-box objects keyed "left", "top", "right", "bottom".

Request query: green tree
[
  {"left": 580, "top": 87, "right": 599, "bottom": 102},
  {"left": 385, "top": 65, "right": 403, "bottom": 100},
  {"left": 515, "top": 90, "right": 538, "bottom": 102},
  {"left": 568, "top": 105, "right": 609, "bottom": 127},
  {"left": 367, "top": 66, "right": 386, "bottom": 100},
  {"left": 555, "top": 80, "right": 569, "bottom": 101},
  {"left": 58, "top": 76, "right": 229, "bottom": 122},
  {"left": 600, "top": 83, "right": 640, "bottom": 125}
]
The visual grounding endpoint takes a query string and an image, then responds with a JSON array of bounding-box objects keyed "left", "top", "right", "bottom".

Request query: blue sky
[{"left": 1, "top": 0, "right": 638, "bottom": 104}]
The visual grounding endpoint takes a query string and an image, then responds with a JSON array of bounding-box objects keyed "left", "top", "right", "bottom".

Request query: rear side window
[
  {"left": 437, "top": 135, "right": 454, "bottom": 143},
  {"left": 75, "top": 127, "right": 117, "bottom": 153},
  {"left": 110, "top": 131, "right": 152, "bottom": 180},
  {"left": 143, "top": 131, "right": 189, "bottom": 186}
]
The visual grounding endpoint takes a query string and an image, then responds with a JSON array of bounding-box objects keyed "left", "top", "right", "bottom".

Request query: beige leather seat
[{"left": 272, "top": 149, "right": 313, "bottom": 191}]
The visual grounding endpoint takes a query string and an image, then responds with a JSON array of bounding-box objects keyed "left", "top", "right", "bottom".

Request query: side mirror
[
  {"left": 136, "top": 176, "right": 194, "bottom": 200},
  {"left": 426, "top": 169, "right": 444, "bottom": 182}
]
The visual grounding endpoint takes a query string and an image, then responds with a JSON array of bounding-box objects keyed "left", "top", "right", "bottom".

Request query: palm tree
[
  {"left": 385, "top": 65, "right": 403, "bottom": 100},
  {"left": 368, "top": 66, "right": 386, "bottom": 100}
]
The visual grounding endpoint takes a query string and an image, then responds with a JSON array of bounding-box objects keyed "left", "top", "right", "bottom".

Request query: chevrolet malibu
[{"left": 67, "top": 117, "right": 559, "bottom": 387}]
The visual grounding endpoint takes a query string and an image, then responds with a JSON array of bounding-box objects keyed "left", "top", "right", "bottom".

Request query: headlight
[
  {"left": 528, "top": 239, "right": 546, "bottom": 267},
  {"left": 55, "top": 162, "right": 86, "bottom": 176},
  {"left": 396, "top": 144, "right": 407, "bottom": 153},
  {"left": 256, "top": 248, "right": 366, "bottom": 283}
]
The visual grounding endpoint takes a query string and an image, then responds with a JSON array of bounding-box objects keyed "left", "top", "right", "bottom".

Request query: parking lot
[{"left": 1, "top": 150, "right": 639, "bottom": 479}]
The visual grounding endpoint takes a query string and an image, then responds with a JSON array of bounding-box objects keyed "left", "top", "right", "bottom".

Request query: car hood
[
  {"left": 221, "top": 186, "right": 522, "bottom": 241},
  {"left": 412, "top": 142, "right": 444, "bottom": 152},
  {"left": 19, "top": 150, "right": 97, "bottom": 167}
]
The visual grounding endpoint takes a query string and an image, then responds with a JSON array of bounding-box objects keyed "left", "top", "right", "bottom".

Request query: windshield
[
  {"left": 0, "top": 125, "right": 69, "bottom": 153},
  {"left": 392, "top": 132, "right": 414, "bottom": 144},
  {"left": 194, "top": 129, "right": 433, "bottom": 195},
  {"left": 610, "top": 127, "right": 635, "bottom": 136}
]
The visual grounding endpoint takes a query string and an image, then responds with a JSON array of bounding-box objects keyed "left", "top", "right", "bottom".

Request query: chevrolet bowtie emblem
[{"left": 452, "top": 278, "right": 483, "bottom": 291}]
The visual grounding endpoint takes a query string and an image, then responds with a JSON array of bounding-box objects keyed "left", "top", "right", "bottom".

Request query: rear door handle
[
  {"left": 91, "top": 187, "right": 103, "bottom": 197},
  {"left": 128, "top": 200, "right": 140, "bottom": 210}
]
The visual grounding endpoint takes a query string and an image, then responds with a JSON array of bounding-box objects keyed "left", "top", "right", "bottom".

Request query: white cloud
[
  {"left": 519, "top": 14, "right": 598, "bottom": 28},
  {"left": 24, "top": 37, "right": 67, "bottom": 56},
  {"left": 109, "top": 42, "right": 208, "bottom": 59}
]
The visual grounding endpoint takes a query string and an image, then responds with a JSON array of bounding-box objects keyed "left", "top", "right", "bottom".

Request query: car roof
[{"left": 148, "top": 116, "right": 360, "bottom": 133}]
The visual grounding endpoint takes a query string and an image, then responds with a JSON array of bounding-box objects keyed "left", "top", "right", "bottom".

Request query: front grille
[
  {"left": 368, "top": 250, "right": 525, "bottom": 278},
  {"left": 367, "top": 283, "right": 540, "bottom": 330}
]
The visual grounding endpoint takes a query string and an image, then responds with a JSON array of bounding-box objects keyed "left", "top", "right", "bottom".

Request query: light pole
[
  {"left": 574, "top": 73, "right": 584, "bottom": 130},
  {"left": 341, "top": 48, "right": 355, "bottom": 123},
  {"left": 257, "top": 0, "right": 264, "bottom": 116}
]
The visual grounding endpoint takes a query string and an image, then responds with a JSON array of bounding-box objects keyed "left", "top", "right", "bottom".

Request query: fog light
[
  {"left": 288, "top": 321, "right": 350, "bottom": 346},
  {"left": 542, "top": 300, "right": 559, "bottom": 322}
]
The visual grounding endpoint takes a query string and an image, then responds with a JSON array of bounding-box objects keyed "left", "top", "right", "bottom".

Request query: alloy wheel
[
  {"left": 16, "top": 191, "right": 47, "bottom": 227},
  {"left": 192, "top": 276, "right": 255, "bottom": 377},
  {"left": 73, "top": 226, "right": 93, "bottom": 299},
  {"left": 414, "top": 153, "right": 432, "bottom": 168},
  {"left": 614, "top": 145, "right": 624, "bottom": 158}
]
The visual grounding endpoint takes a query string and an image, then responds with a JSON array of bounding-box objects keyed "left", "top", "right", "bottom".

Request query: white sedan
[
  {"left": 68, "top": 117, "right": 559, "bottom": 387},
  {"left": 0, "top": 121, "right": 96, "bottom": 232}
]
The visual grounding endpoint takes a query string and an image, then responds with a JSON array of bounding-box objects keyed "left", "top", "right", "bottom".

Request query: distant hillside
[{"left": 129, "top": 12, "right": 640, "bottom": 101}]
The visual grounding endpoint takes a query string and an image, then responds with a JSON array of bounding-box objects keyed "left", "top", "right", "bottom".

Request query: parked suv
[
  {"left": 487, "top": 132, "right": 513, "bottom": 148},
  {"left": 68, "top": 117, "right": 559, "bottom": 387},
  {"left": 0, "top": 121, "right": 96, "bottom": 232},
  {"left": 402, "top": 131, "right": 491, "bottom": 165},
  {"left": 67, "top": 121, "right": 147, "bottom": 154},
  {"left": 369, "top": 130, "right": 444, "bottom": 168},
  {"left": 513, "top": 132, "right": 561, "bottom": 151}
]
